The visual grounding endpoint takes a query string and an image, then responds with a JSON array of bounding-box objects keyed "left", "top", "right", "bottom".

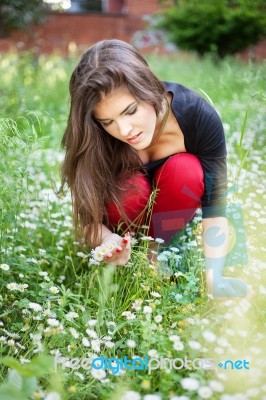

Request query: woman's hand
[
  {"left": 101, "top": 232, "right": 131, "bottom": 266},
  {"left": 206, "top": 274, "right": 250, "bottom": 301}
]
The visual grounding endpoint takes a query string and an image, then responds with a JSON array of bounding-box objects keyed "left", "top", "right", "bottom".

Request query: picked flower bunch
[{"left": 89, "top": 232, "right": 130, "bottom": 265}]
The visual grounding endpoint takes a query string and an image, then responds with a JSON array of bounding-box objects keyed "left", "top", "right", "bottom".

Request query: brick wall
[
  {"left": 0, "top": 0, "right": 164, "bottom": 55},
  {"left": 238, "top": 40, "right": 266, "bottom": 62},
  {"left": 0, "top": 0, "right": 265, "bottom": 60}
]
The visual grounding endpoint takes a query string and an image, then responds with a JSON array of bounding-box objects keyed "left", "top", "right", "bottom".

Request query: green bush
[{"left": 158, "top": 0, "right": 266, "bottom": 58}]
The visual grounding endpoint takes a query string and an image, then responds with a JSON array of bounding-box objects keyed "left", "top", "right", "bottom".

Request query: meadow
[{"left": 0, "top": 50, "right": 265, "bottom": 400}]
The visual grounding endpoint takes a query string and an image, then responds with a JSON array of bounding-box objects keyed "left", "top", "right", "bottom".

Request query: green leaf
[
  {"left": 22, "top": 354, "right": 54, "bottom": 377},
  {"left": 1, "top": 354, "right": 54, "bottom": 377},
  {"left": 22, "top": 376, "right": 38, "bottom": 396},
  {"left": 16, "top": 298, "right": 30, "bottom": 308},
  {"left": 1, "top": 357, "right": 22, "bottom": 371},
  {"left": 7, "top": 369, "right": 22, "bottom": 389},
  {"left": 240, "top": 110, "right": 248, "bottom": 148},
  {"left": 0, "top": 384, "right": 28, "bottom": 400}
]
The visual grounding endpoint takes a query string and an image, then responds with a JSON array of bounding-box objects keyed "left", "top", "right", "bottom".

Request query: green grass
[{"left": 0, "top": 50, "right": 265, "bottom": 400}]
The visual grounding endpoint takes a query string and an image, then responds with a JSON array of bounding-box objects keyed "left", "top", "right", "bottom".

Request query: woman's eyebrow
[{"left": 96, "top": 102, "right": 137, "bottom": 121}]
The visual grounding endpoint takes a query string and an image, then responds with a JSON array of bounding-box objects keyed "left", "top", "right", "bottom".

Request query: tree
[
  {"left": 0, "top": 0, "right": 57, "bottom": 39},
  {"left": 158, "top": 0, "right": 266, "bottom": 58}
]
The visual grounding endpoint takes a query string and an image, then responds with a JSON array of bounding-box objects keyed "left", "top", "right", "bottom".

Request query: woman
[{"left": 60, "top": 39, "right": 247, "bottom": 298}]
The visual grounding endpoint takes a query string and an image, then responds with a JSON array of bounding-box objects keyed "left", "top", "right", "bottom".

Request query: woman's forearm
[
  {"left": 202, "top": 216, "right": 229, "bottom": 292},
  {"left": 84, "top": 223, "right": 113, "bottom": 247}
]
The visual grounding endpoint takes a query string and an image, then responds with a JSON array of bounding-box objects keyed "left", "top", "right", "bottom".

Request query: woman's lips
[{"left": 127, "top": 132, "right": 142, "bottom": 144}]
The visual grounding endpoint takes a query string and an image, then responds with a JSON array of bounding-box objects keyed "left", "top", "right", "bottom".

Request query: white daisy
[
  {"left": 105, "top": 341, "right": 115, "bottom": 348},
  {"left": 45, "top": 391, "right": 61, "bottom": 400},
  {"left": 47, "top": 318, "right": 59, "bottom": 327},
  {"left": 198, "top": 386, "right": 213, "bottom": 398},
  {"left": 17, "top": 284, "right": 28, "bottom": 292},
  {"left": 173, "top": 341, "right": 184, "bottom": 351},
  {"left": 140, "top": 236, "right": 154, "bottom": 241},
  {"left": 143, "top": 306, "right": 153, "bottom": 314},
  {"left": 143, "top": 395, "right": 162, "bottom": 400},
  {"left": 69, "top": 328, "right": 79, "bottom": 339},
  {"left": 20, "top": 357, "right": 30, "bottom": 364},
  {"left": 28, "top": 302, "right": 43, "bottom": 312},
  {"left": 77, "top": 252, "right": 87, "bottom": 258},
  {"left": 120, "top": 391, "right": 141, "bottom": 400},
  {"left": 202, "top": 331, "right": 216, "bottom": 342},
  {"left": 181, "top": 377, "right": 200, "bottom": 391},
  {"left": 0, "top": 264, "right": 10, "bottom": 271},
  {"left": 91, "top": 367, "right": 106, "bottom": 380},
  {"left": 39, "top": 271, "right": 48, "bottom": 276},
  {"left": 169, "top": 334, "right": 181, "bottom": 342},
  {"left": 86, "top": 329, "right": 98, "bottom": 338},
  {"left": 91, "top": 339, "right": 101, "bottom": 352},
  {"left": 49, "top": 286, "right": 59, "bottom": 294},
  {"left": 82, "top": 337, "right": 90, "bottom": 347},
  {"left": 6, "top": 282, "right": 18, "bottom": 291},
  {"left": 209, "top": 380, "right": 224, "bottom": 392},
  {"left": 150, "top": 291, "right": 161, "bottom": 298},
  {"left": 127, "top": 339, "right": 136, "bottom": 348},
  {"left": 155, "top": 238, "right": 164, "bottom": 243},
  {"left": 154, "top": 315, "right": 163, "bottom": 323},
  {"left": 65, "top": 311, "right": 79, "bottom": 321},
  {"left": 188, "top": 340, "right": 201, "bottom": 350},
  {"left": 132, "top": 299, "right": 143, "bottom": 311},
  {"left": 87, "top": 319, "right": 97, "bottom": 326},
  {"left": 122, "top": 311, "right": 136, "bottom": 320},
  {"left": 148, "top": 349, "right": 159, "bottom": 358},
  {"left": 39, "top": 249, "right": 47, "bottom": 255}
]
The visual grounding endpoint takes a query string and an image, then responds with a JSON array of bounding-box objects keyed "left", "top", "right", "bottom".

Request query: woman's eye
[
  {"left": 127, "top": 107, "right": 137, "bottom": 116},
  {"left": 102, "top": 121, "right": 112, "bottom": 127}
]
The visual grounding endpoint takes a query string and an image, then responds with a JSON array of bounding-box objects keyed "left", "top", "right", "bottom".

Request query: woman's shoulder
[
  {"left": 163, "top": 81, "right": 205, "bottom": 117},
  {"left": 163, "top": 81, "right": 204, "bottom": 130},
  {"left": 163, "top": 81, "right": 220, "bottom": 123},
  {"left": 163, "top": 81, "right": 202, "bottom": 102}
]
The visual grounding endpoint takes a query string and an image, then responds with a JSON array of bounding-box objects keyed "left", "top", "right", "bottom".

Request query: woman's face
[{"left": 93, "top": 86, "right": 158, "bottom": 150}]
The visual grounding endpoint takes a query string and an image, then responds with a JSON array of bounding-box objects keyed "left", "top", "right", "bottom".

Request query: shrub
[{"left": 158, "top": 0, "right": 266, "bottom": 58}]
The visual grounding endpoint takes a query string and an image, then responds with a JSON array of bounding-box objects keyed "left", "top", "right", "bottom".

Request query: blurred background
[
  {"left": 0, "top": 2, "right": 265, "bottom": 399},
  {"left": 0, "top": 0, "right": 265, "bottom": 61}
]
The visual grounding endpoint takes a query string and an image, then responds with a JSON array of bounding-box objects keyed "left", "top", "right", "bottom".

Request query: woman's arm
[
  {"left": 202, "top": 217, "right": 247, "bottom": 298},
  {"left": 202, "top": 216, "right": 228, "bottom": 293}
]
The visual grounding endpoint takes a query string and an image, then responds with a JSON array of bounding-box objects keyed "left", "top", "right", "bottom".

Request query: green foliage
[
  {"left": 158, "top": 0, "right": 266, "bottom": 58},
  {"left": 0, "top": 51, "right": 265, "bottom": 399},
  {"left": 0, "top": 0, "right": 51, "bottom": 38},
  {"left": 0, "top": 354, "right": 64, "bottom": 399}
]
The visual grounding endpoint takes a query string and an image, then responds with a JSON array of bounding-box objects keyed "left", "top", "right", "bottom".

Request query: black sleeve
[{"left": 195, "top": 98, "right": 228, "bottom": 218}]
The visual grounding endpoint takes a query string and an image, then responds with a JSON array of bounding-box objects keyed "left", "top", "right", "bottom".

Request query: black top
[{"left": 144, "top": 81, "right": 227, "bottom": 218}]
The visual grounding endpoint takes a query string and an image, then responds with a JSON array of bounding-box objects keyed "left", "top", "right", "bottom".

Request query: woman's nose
[{"left": 117, "top": 119, "right": 133, "bottom": 137}]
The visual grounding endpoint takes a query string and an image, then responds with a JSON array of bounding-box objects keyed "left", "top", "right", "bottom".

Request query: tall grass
[{"left": 0, "top": 50, "right": 265, "bottom": 400}]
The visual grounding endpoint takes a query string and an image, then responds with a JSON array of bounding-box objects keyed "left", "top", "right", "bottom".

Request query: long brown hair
[{"left": 60, "top": 39, "right": 166, "bottom": 246}]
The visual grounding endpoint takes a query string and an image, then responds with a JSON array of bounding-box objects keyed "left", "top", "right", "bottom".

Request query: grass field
[{"left": 0, "top": 50, "right": 265, "bottom": 400}]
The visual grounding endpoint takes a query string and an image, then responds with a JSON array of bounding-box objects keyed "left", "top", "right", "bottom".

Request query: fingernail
[
  {"left": 105, "top": 253, "right": 113, "bottom": 258},
  {"left": 122, "top": 238, "right": 128, "bottom": 245},
  {"left": 115, "top": 247, "right": 122, "bottom": 253}
]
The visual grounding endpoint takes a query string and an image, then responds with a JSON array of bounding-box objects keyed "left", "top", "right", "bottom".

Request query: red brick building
[
  {"left": 0, "top": 0, "right": 265, "bottom": 60},
  {"left": 0, "top": 0, "right": 166, "bottom": 55}
]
